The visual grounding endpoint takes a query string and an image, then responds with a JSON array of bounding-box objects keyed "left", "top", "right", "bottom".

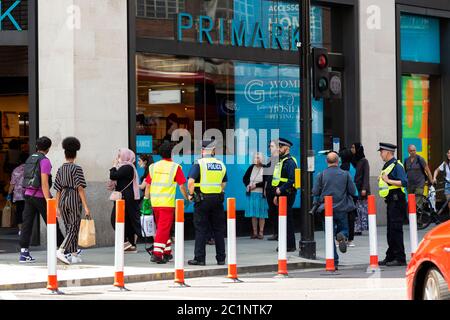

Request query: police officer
[
  {"left": 187, "top": 140, "right": 227, "bottom": 266},
  {"left": 378, "top": 142, "right": 408, "bottom": 266},
  {"left": 272, "top": 138, "right": 298, "bottom": 252}
]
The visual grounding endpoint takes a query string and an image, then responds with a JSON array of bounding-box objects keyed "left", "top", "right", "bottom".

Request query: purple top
[
  {"left": 10, "top": 164, "right": 25, "bottom": 202},
  {"left": 24, "top": 157, "right": 52, "bottom": 198}
]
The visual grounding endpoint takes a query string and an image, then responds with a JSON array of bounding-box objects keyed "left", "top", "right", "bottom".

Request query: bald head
[{"left": 327, "top": 152, "right": 339, "bottom": 167}]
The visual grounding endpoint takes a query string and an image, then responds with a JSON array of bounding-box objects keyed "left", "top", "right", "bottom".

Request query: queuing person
[
  {"left": 19, "top": 137, "right": 64, "bottom": 263},
  {"left": 109, "top": 148, "right": 142, "bottom": 254},
  {"left": 188, "top": 140, "right": 227, "bottom": 266},
  {"left": 433, "top": 148, "right": 450, "bottom": 211},
  {"left": 339, "top": 148, "right": 358, "bottom": 247},
  {"left": 378, "top": 143, "right": 408, "bottom": 267},
  {"left": 404, "top": 144, "right": 433, "bottom": 211},
  {"left": 312, "top": 152, "right": 357, "bottom": 269},
  {"left": 143, "top": 142, "right": 188, "bottom": 264},
  {"left": 271, "top": 138, "right": 298, "bottom": 252},
  {"left": 264, "top": 140, "right": 279, "bottom": 241},
  {"left": 351, "top": 143, "right": 370, "bottom": 237},
  {"left": 54, "top": 137, "right": 90, "bottom": 265},
  {"left": 138, "top": 154, "right": 154, "bottom": 196},
  {"left": 7, "top": 152, "right": 29, "bottom": 235},
  {"left": 243, "top": 152, "right": 268, "bottom": 239}
]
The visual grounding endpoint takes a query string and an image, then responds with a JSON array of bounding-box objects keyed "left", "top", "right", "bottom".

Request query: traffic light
[
  {"left": 329, "top": 71, "right": 342, "bottom": 100},
  {"left": 312, "top": 47, "right": 330, "bottom": 100}
]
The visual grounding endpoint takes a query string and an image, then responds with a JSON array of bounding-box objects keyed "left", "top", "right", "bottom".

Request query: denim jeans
[{"left": 333, "top": 211, "right": 349, "bottom": 265}]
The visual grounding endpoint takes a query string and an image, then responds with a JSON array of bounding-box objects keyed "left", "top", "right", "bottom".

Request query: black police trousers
[
  {"left": 193, "top": 195, "right": 226, "bottom": 263},
  {"left": 266, "top": 190, "right": 278, "bottom": 235},
  {"left": 385, "top": 194, "right": 407, "bottom": 262}
]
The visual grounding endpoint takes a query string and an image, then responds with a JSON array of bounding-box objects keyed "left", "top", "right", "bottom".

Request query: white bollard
[
  {"left": 46, "top": 199, "right": 60, "bottom": 293},
  {"left": 408, "top": 194, "right": 419, "bottom": 258},
  {"left": 174, "top": 199, "right": 187, "bottom": 286},
  {"left": 324, "top": 196, "right": 335, "bottom": 272},
  {"left": 367, "top": 195, "right": 379, "bottom": 271},
  {"left": 113, "top": 200, "right": 127, "bottom": 290},
  {"left": 277, "top": 196, "right": 288, "bottom": 276}
]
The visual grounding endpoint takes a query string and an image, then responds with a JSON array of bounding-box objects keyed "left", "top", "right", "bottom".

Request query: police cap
[
  {"left": 202, "top": 140, "right": 216, "bottom": 150},
  {"left": 378, "top": 142, "right": 397, "bottom": 152},
  {"left": 278, "top": 138, "right": 293, "bottom": 147}
]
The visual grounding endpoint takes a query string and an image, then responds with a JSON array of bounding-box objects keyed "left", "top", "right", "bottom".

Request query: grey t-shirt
[{"left": 405, "top": 155, "right": 427, "bottom": 189}]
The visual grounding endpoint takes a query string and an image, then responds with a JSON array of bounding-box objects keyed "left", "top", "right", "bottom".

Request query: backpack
[
  {"left": 22, "top": 153, "right": 48, "bottom": 189},
  {"left": 405, "top": 156, "right": 428, "bottom": 181}
]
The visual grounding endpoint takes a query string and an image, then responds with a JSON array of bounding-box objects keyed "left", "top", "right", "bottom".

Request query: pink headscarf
[{"left": 108, "top": 148, "right": 140, "bottom": 200}]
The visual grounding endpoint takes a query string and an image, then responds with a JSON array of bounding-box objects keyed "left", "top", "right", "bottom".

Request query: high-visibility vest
[
  {"left": 194, "top": 157, "right": 226, "bottom": 194},
  {"left": 378, "top": 161, "right": 406, "bottom": 198},
  {"left": 149, "top": 160, "right": 180, "bottom": 208},
  {"left": 272, "top": 156, "right": 298, "bottom": 188}
]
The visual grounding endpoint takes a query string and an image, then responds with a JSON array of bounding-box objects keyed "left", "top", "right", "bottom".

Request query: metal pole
[{"left": 299, "top": 0, "right": 316, "bottom": 259}]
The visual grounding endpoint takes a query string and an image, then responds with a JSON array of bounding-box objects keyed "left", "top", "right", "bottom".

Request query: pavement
[{"left": 0, "top": 226, "right": 430, "bottom": 291}]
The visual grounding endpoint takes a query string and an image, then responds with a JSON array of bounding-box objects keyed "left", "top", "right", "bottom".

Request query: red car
[{"left": 406, "top": 220, "right": 450, "bottom": 300}]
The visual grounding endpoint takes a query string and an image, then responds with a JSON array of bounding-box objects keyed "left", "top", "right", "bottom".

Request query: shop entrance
[{"left": 0, "top": 45, "right": 30, "bottom": 253}]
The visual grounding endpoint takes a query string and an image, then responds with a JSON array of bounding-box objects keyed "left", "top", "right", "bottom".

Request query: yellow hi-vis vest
[
  {"left": 149, "top": 160, "right": 180, "bottom": 208},
  {"left": 194, "top": 157, "right": 226, "bottom": 194},
  {"left": 272, "top": 156, "right": 298, "bottom": 188},
  {"left": 378, "top": 161, "right": 406, "bottom": 198}
]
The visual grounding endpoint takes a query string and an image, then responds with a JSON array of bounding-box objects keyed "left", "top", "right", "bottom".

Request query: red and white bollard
[
  {"left": 174, "top": 199, "right": 189, "bottom": 287},
  {"left": 367, "top": 195, "right": 379, "bottom": 272},
  {"left": 113, "top": 199, "right": 129, "bottom": 291},
  {"left": 408, "top": 194, "right": 418, "bottom": 258},
  {"left": 47, "top": 198, "right": 62, "bottom": 294},
  {"left": 227, "top": 198, "right": 242, "bottom": 282},
  {"left": 324, "top": 196, "right": 336, "bottom": 273},
  {"left": 277, "top": 196, "right": 288, "bottom": 277}
]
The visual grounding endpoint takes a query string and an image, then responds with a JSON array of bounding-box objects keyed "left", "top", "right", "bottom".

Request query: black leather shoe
[
  {"left": 163, "top": 254, "right": 173, "bottom": 262},
  {"left": 188, "top": 259, "right": 205, "bottom": 266},
  {"left": 217, "top": 261, "right": 225, "bottom": 265},
  {"left": 267, "top": 235, "right": 278, "bottom": 241},
  {"left": 385, "top": 260, "right": 406, "bottom": 267},
  {"left": 379, "top": 258, "right": 392, "bottom": 266}
]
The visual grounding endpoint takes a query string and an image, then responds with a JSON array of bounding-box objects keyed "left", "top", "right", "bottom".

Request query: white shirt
[
  {"left": 438, "top": 162, "right": 450, "bottom": 181},
  {"left": 249, "top": 166, "right": 264, "bottom": 193}
]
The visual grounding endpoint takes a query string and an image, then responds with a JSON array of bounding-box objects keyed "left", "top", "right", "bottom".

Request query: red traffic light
[{"left": 317, "top": 55, "right": 328, "bottom": 69}]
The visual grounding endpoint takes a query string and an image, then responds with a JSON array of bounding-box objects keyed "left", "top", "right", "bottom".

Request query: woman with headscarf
[
  {"left": 339, "top": 148, "right": 358, "bottom": 247},
  {"left": 109, "top": 148, "right": 142, "bottom": 253},
  {"left": 351, "top": 143, "right": 370, "bottom": 236}
]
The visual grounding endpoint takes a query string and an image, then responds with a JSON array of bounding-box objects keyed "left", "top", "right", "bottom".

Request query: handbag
[
  {"left": 109, "top": 177, "right": 134, "bottom": 201},
  {"left": 78, "top": 216, "right": 96, "bottom": 248},
  {"left": 1, "top": 201, "right": 15, "bottom": 228}
]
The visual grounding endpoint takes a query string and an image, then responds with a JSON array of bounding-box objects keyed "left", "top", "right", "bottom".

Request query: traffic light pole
[{"left": 299, "top": 0, "right": 316, "bottom": 259}]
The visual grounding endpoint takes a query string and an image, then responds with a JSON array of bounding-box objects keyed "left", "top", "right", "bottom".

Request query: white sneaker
[
  {"left": 70, "top": 255, "right": 83, "bottom": 264},
  {"left": 56, "top": 250, "right": 71, "bottom": 265},
  {"left": 348, "top": 241, "right": 355, "bottom": 247},
  {"left": 124, "top": 241, "right": 132, "bottom": 251}
]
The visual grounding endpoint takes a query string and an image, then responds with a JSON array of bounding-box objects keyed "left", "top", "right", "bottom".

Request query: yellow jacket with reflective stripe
[
  {"left": 194, "top": 157, "right": 226, "bottom": 194},
  {"left": 378, "top": 161, "right": 406, "bottom": 198},
  {"left": 272, "top": 155, "right": 298, "bottom": 188},
  {"left": 149, "top": 160, "right": 180, "bottom": 208}
]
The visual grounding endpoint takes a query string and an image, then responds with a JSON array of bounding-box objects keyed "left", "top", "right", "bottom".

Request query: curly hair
[{"left": 62, "top": 137, "right": 81, "bottom": 159}]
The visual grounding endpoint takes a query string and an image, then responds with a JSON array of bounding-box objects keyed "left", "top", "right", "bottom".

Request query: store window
[{"left": 135, "top": 53, "right": 301, "bottom": 210}]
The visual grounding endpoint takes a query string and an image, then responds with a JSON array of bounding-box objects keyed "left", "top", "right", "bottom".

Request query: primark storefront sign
[
  {"left": 0, "top": 0, "right": 22, "bottom": 31},
  {"left": 176, "top": 3, "right": 301, "bottom": 51}
]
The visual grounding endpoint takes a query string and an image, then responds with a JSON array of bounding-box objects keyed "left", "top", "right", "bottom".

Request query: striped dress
[{"left": 54, "top": 162, "right": 87, "bottom": 254}]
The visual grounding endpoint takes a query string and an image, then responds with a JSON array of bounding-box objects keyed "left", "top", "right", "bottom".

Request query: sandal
[
  {"left": 257, "top": 234, "right": 264, "bottom": 240},
  {"left": 250, "top": 234, "right": 258, "bottom": 239}
]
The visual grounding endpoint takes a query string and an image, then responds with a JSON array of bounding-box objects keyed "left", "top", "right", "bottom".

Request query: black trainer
[
  {"left": 188, "top": 259, "right": 205, "bottom": 266},
  {"left": 217, "top": 261, "right": 225, "bottom": 265},
  {"left": 379, "top": 258, "right": 393, "bottom": 266},
  {"left": 336, "top": 233, "right": 347, "bottom": 253},
  {"left": 150, "top": 255, "right": 167, "bottom": 264}
]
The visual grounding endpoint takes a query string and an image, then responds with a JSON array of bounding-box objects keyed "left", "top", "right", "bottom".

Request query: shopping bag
[
  {"left": 1, "top": 201, "right": 15, "bottom": 228},
  {"left": 141, "top": 214, "right": 155, "bottom": 237},
  {"left": 140, "top": 198, "right": 153, "bottom": 215},
  {"left": 78, "top": 216, "right": 96, "bottom": 248}
]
